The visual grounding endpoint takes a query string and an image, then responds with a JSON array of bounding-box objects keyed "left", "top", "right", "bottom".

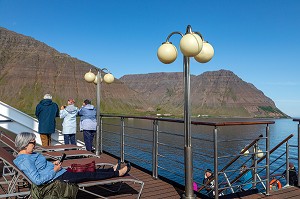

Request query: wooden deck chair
[
  {"left": 0, "top": 147, "right": 144, "bottom": 198},
  {"left": 0, "top": 132, "right": 97, "bottom": 160},
  {"left": 42, "top": 150, "right": 98, "bottom": 160},
  {"left": 0, "top": 130, "right": 82, "bottom": 152},
  {"left": 0, "top": 132, "right": 114, "bottom": 169},
  {"left": 76, "top": 174, "right": 144, "bottom": 198},
  {"left": 0, "top": 147, "right": 31, "bottom": 198},
  {"left": 36, "top": 144, "right": 82, "bottom": 152},
  {"left": 62, "top": 156, "right": 115, "bottom": 169}
]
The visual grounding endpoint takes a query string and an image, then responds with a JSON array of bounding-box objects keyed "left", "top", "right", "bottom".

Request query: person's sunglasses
[{"left": 28, "top": 141, "right": 36, "bottom": 145}]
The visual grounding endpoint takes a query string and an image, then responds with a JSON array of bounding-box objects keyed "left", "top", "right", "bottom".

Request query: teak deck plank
[
  {"left": 77, "top": 153, "right": 300, "bottom": 199},
  {"left": 1, "top": 153, "right": 300, "bottom": 199}
]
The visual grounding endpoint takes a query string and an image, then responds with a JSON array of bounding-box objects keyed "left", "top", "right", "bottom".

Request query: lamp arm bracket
[
  {"left": 97, "top": 68, "right": 111, "bottom": 74},
  {"left": 194, "top": 31, "right": 204, "bottom": 41},
  {"left": 166, "top": 31, "right": 184, "bottom": 42}
]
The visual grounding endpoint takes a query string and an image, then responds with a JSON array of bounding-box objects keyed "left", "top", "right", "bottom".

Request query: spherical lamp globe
[
  {"left": 93, "top": 76, "right": 98, "bottom": 84},
  {"left": 103, "top": 73, "right": 114, "bottom": 84},
  {"left": 179, "top": 33, "right": 203, "bottom": 57},
  {"left": 93, "top": 76, "right": 103, "bottom": 84},
  {"left": 194, "top": 41, "right": 214, "bottom": 63},
  {"left": 84, "top": 70, "right": 96, "bottom": 83},
  {"left": 241, "top": 148, "right": 249, "bottom": 156},
  {"left": 256, "top": 149, "right": 264, "bottom": 158},
  {"left": 157, "top": 42, "right": 177, "bottom": 64}
]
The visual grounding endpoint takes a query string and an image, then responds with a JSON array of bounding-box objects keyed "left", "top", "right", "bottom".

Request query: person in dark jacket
[
  {"left": 78, "top": 99, "right": 97, "bottom": 151},
  {"left": 35, "top": 94, "right": 59, "bottom": 146},
  {"left": 202, "top": 169, "right": 215, "bottom": 198},
  {"left": 283, "top": 162, "right": 299, "bottom": 186}
]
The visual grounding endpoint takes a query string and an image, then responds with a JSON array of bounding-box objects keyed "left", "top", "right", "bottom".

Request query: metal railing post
[
  {"left": 253, "top": 143, "right": 258, "bottom": 188},
  {"left": 120, "top": 117, "right": 125, "bottom": 162},
  {"left": 100, "top": 116, "right": 103, "bottom": 154},
  {"left": 298, "top": 121, "right": 300, "bottom": 186},
  {"left": 286, "top": 141, "right": 290, "bottom": 186},
  {"left": 214, "top": 126, "right": 219, "bottom": 199},
  {"left": 182, "top": 54, "right": 195, "bottom": 199},
  {"left": 256, "top": 173, "right": 266, "bottom": 190},
  {"left": 152, "top": 119, "right": 158, "bottom": 179},
  {"left": 266, "top": 124, "right": 270, "bottom": 196},
  {"left": 95, "top": 71, "right": 101, "bottom": 156},
  {"left": 223, "top": 172, "right": 234, "bottom": 193}
]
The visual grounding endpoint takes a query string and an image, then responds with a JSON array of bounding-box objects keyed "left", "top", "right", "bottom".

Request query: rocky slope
[
  {"left": 0, "top": 27, "right": 149, "bottom": 115},
  {"left": 0, "top": 27, "right": 287, "bottom": 118},
  {"left": 120, "top": 70, "right": 287, "bottom": 118}
]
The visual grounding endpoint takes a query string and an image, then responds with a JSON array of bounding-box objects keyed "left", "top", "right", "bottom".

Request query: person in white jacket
[{"left": 60, "top": 99, "right": 78, "bottom": 145}]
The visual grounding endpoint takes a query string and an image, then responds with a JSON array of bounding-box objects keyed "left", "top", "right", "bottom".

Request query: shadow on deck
[
  {"left": 78, "top": 153, "right": 300, "bottom": 199},
  {"left": 1, "top": 151, "right": 299, "bottom": 199}
]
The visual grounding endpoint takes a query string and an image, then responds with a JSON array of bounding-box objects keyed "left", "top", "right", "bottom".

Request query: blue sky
[{"left": 1, "top": 0, "right": 300, "bottom": 117}]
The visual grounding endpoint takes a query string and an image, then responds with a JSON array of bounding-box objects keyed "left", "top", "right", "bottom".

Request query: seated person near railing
[
  {"left": 202, "top": 168, "right": 215, "bottom": 197},
  {"left": 239, "top": 165, "right": 253, "bottom": 191},
  {"left": 282, "top": 162, "right": 298, "bottom": 186},
  {"left": 13, "top": 132, "right": 131, "bottom": 197},
  {"left": 193, "top": 181, "right": 198, "bottom": 191}
]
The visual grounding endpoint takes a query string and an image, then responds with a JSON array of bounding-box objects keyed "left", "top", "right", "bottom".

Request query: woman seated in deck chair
[{"left": 13, "top": 132, "right": 131, "bottom": 198}]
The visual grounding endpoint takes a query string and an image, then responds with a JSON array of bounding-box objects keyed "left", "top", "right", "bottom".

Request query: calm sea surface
[
  {"left": 97, "top": 118, "right": 299, "bottom": 188},
  {"left": 53, "top": 117, "right": 299, "bottom": 188},
  {"left": 4, "top": 117, "right": 298, "bottom": 192}
]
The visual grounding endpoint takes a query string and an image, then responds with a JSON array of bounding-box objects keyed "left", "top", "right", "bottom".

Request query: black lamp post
[{"left": 157, "top": 25, "right": 214, "bottom": 198}]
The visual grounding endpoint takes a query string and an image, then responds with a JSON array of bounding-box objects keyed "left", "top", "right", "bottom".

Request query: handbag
[{"left": 68, "top": 161, "right": 96, "bottom": 173}]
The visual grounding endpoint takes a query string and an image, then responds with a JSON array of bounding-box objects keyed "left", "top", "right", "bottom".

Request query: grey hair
[
  {"left": 15, "top": 132, "right": 36, "bottom": 150},
  {"left": 43, "top": 94, "right": 52, "bottom": 99}
]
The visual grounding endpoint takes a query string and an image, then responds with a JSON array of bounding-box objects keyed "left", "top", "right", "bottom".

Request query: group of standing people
[{"left": 35, "top": 94, "right": 97, "bottom": 151}]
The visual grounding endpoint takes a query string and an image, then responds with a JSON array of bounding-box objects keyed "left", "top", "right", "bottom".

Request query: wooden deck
[
  {"left": 222, "top": 186, "right": 300, "bottom": 199},
  {"left": 76, "top": 152, "right": 187, "bottom": 198},
  {"left": 77, "top": 153, "right": 300, "bottom": 199},
  {"left": 1, "top": 152, "right": 300, "bottom": 198}
]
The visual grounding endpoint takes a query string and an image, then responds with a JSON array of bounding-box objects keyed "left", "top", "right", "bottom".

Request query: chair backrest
[
  {"left": 0, "top": 130, "right": 15, "bottom": 142},
  {"left": 0, "top": 146, "right": 31, "bottom": 182},
  {"left": 0, "top": 131, "right": 46, "bottom": 152},
  {"left": 0, "top": 146, "right": 32, "bottom": 198},
  {"left": 0, "top": 131, "right": 18, "bottom": 153}
]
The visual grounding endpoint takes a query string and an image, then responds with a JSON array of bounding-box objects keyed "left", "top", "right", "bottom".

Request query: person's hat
[
  {"left": 43, "top": 94, "right": 52, "bottom": 99},
  {"left": 84, "top": 99, "right": 91, "bottom": 104},
  {"left": 68, "top": 99, "right": 75, "bottom": 104},
  {"left": 289, "top": 162, "right": 294, "bottom": 167},
  {"left": 205, "top": 169, "right": 212, "bottom": 173}
]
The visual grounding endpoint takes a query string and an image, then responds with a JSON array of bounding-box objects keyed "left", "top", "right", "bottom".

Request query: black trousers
[{"left": 56, "top": 167, "right": 119, "bottom": 183}]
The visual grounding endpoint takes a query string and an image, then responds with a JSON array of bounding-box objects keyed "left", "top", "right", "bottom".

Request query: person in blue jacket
[
  {"left": 60, "top": 99, "right": 78, "bottom": 145},
  {"left": 239, "top": 165, "right": 253, "bottom": 191},
  {"left": 13, "top": 132, "right": 130, "bottom": 187},
  {"left": 78, "top": 99, "right": 97, "bottom": 151},
  {"left": 35, "top": 94, "right": 59, "bottom": 146}
]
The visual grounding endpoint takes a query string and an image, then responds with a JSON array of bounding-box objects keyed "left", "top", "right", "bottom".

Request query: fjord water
[{"left": 101, "top": 118, "right": 299, "bottom": 187}]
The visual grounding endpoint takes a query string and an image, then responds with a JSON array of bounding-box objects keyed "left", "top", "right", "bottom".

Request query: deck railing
[
  {"left": 292, "top": 118, "right": 300, "bottom": 187},
  {"left": 99, "top": 114, "right": 299, "bottom": 198}
]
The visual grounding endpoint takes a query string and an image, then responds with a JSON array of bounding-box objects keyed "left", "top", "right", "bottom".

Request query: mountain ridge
[
  {"left": 0, "top": 26, "right": 287, "bottom": 118},
  {"left": 120, "top": 70, "right": 287, "bottom": 118},
  {"left": 0, "top": 27, "right": 149, "bottom": 115}
]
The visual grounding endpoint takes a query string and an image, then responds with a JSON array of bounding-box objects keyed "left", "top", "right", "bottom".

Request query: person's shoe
[
  {"left": 124, "top": 163, "right": 131, "bottom": 175},
  {"left": 117, "top": 159, "right": 121, "bottom": 170},
  {"left": 113, "top": 160, "right": 121, "bottom": 171},
  {"left": 118, "top": 163, "right": 131, "bottom": 176}
]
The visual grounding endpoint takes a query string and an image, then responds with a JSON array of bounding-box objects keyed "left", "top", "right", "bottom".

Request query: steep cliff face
[
  {"left": 0, "top": 27, "right": 287, "bottom": 118},
  {"left": 120, "top": 70, "right": 287, "bottom": 118},
  {"left": 0, "top": 27, "right": 148, "bottom": 115}
]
